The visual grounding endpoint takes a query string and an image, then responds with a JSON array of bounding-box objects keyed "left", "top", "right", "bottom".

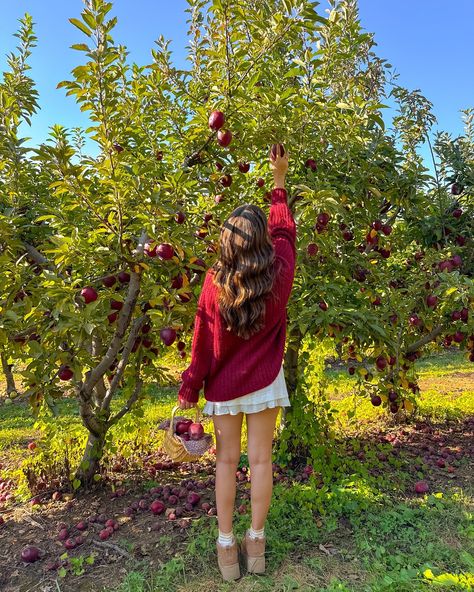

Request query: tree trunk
[
  {"left": 75, "top": 429, "right": 107, "bottom": 487},
  {"left": 1, "top": 351, "right": 17, "bottom": 397},
  {"left": 279, "top": 326, "right": 302, "bottom": 431}
]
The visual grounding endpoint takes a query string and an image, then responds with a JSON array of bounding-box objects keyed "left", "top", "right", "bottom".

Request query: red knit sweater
[{"left": 177, "top": 187, "right": 296, "bottom": 403}]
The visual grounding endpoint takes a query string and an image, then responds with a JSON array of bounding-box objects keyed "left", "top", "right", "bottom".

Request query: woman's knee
[
  {"left": 246, "top": 407, "right": 280, "bottom": 467},
  {"left": 216, "top": 445, "right": 241, "bottom": 466},
  {"left": 247, "top": 448, "right": 272, "bottom": 468}
]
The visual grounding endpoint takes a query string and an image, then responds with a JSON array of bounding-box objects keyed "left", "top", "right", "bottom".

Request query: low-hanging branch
[
  {"left": 108, "top": 372, "right": 144, "bottom": 427},
  {"left": 100, "top": 314, "right": 147, "bottom": 413},
  {"left": 405, "top": 324, "right": 444, "bottom": 353},
  {"left": 84, "top": 280, "right": 140, "bottom": 394}
]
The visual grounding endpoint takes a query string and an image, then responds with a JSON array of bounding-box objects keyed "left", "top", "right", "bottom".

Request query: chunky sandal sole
[
  {"left": 219, "top": 562, "right": 241, "bottom": 581},
  {"left": 245, "top": 554, "right": 265, "bottom": 574}
]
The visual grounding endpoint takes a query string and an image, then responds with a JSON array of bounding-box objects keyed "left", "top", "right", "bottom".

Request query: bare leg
[
  {"left": 212, "top": 412, "right": 244, "bottom": 533},
  {"left": 246, "top": 406, "right": 280, "bottom": 530}
]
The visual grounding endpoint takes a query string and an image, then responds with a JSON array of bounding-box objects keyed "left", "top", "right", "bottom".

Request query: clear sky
[{"left": 1, "top": 0, "right": 473, "bottom": 171}]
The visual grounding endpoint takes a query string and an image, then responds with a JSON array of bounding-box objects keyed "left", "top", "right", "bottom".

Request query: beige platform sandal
[
  {"left": 240, "top": 531, "right": 266, "bottom": 574},
  {"left": 216, "top": 539, "right": 241, "bottom": 581}
]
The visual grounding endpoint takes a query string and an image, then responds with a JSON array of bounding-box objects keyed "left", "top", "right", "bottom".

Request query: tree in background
[{"left": 0, "top": 0, "right": 472, "bottom": 488}]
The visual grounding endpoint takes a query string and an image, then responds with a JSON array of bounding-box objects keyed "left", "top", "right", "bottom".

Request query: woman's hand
[
  {"left": 177, "top": 396, "right": 198, "bottom": 410},
  {"left": 269, "top": 143, "right": 289, "bottom": 188}
]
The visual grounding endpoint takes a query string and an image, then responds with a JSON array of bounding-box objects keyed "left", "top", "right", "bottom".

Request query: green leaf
[
  {"left": 68, "top": 18, "right": 92, "bottom": 37},
  {"left": 82, "top": 12, "right": 96, "bottom": 29},
  {"left": 70, "top": 43, "right": 90, "bottom": 52},
  {"left": 73, "top": 478, "right": 81, "bottom": 490}
]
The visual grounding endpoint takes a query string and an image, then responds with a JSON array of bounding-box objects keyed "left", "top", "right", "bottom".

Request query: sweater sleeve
[
  {"left": 177, "top": 272, "right": 213, "bottom": 403},
  {"left": 268, "top": 188, "right": 296, "bottom": 299}
]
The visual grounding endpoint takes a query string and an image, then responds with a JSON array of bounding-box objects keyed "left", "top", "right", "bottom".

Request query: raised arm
[{"left": 268, "top": 144, "right": 296, "bottom": 286}]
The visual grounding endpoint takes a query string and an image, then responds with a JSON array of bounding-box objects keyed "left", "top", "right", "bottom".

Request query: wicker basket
[{"left": 159, "top": 405, "right": 213, "bottom": 462}]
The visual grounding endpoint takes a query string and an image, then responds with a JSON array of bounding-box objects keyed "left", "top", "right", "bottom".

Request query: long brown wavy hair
[{"left": 211, "top": 204, "right": 280, "bottom": 340}]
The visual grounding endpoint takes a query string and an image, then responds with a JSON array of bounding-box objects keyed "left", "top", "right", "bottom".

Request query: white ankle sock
[
  {"left": 218, "top": 529, "right": 235, "bottom": 547},
  {"left": 248, "top": 526, "right": 265, "bottom": 540}
]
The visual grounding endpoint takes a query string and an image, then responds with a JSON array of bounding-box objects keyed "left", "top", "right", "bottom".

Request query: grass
[{"left": 1, "top": 349, "right": 473, "bottom": 591}]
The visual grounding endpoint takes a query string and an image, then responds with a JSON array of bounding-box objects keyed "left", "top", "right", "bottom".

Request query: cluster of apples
[{"left": 175, "top": 418, "right": 205, "bottom": 441}]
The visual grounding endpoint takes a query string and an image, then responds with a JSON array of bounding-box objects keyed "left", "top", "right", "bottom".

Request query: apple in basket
[
  {"left": 189, "top": 423, "right": 205, "bottom": 440},
  {"left": 175, "top": 419, "right": 193, "bottom": 435}
]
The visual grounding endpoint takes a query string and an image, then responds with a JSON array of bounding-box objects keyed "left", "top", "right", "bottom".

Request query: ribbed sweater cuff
[
  {"left": 271, "top": 188, "right": 287, "bottom": 203},
  {"left": 178, "top": 384, "right": 200, "bottom": 403}
]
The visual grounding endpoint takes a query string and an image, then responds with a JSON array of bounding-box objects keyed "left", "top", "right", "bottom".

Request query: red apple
[
  {"left": 171, "top": 275, "right": 183, "bottom": 289},
  {"left": 451, "top": 254, "right": 462, "bottom": 268},
  {"left": 175, "top": 211, "right": 186, "bottom": 224},
  {"left": 271, "top": 144, "right": 285, "bottom": 159},
  {"left": 217, "top": 129, "right": 232, "bottom": 147},
  {"left": 451, "top": 183, "right": 463, "bottom": 195},
  {"left": 81, "top": 286, "right": 98, "bottom": 304},
  {"left": 28, "top": 441, "right": 37, "bottom": 451},
  {"left": 144, "top": 242, "right": 157, "bottom": 257},
  {"left": 187, "top": 492, "right": 201, "bottom": 506},
  {"left": 118, "top": 271, "right": 130, "bottom": 283},
  {"left": 156, "top": 243, "right": 174, "bottom": 260},
  {"left": 113, "top": 143, "right": 124, "bottom": 153},
  {"left": 176, "top": 421, "right": 190, "bottom": 435},
  {"left": 102, "top": 275, "right": 117, "bottom": 288},
  {"left": 426, "top": 294, "right": 438, "bottom": 308},
  {"left": 108, "top": 312, "right": 118, "bottom": 324},
  {"left": 414, "top": 480, "right": 429, "bottom": 494},
  {"left": 188, "top": 423, "right": 204, "bottom": 440},
  {"left": 58, "top": 365, "right": 73, "bottom": 381},
  {"left": 155, "top": 150, "right": 163, "bottom": 161},
  {"left": 21, "top": 546, "right": 41, "bottom": 563},
  {"left": 238, "top": 162, "right": 250, "bottom": 173},
  {"left": 220, "top": 174, "right": 232, "bottom": 187},
  {"left": 150, "top": 500, "right": 165, "bottom": 515},
  {"left": 318, "top": 301, "right": 328, "bottom": 311},
  {"left": 305, "top": 158, "right": 317, "bottom": 171},
  {"left": 342, "top": 229, "right": 354, "bottom": 241},
  {"left": 208, "top": 110, "right": 225, "bottom": 131},
  {"left": 317, "top": 212, "right": 330, "bottom": 226},
  {"left": 110, "top": 299, "right": 123, "bottom": 311},
  {"left": 371, "top": 395, "right": 382, "bottom": 407},
  {"left": 160, "top": 327, "right": 177, "bottom": 346},
  {"left": 307, "top": 243, "right": 319, "bottom": 256},
  {"left": 375, "top": 356, "right": 387, "bottom": 371},
  {"left": 64, "top": 538, "right": 76, "bottom": 550}
]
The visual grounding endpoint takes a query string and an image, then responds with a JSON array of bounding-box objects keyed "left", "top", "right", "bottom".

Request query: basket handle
[{"left": 168, "top": 404, "right": 201, "bottom": 437}]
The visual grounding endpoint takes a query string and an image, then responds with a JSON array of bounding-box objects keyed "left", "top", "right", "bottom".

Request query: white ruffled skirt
[{"left": 202, "top": 364, "right": 291, "bottom": 416}]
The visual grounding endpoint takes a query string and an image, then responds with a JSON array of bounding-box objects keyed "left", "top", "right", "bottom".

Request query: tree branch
[
  {"left": 107, "top": 373, "right": 144, "bottom": 427},
  {"left": 406, "top": 324, "right": 443, "bottom": 353},
  {"left": 1, "top": 350, "right": 18, "bottom": 397},
  {"left": 100, "top": 314, "right": 147, "bottom": 413},
  {"left": 83, "top": 269, "right": 142, "bottom": 395}
]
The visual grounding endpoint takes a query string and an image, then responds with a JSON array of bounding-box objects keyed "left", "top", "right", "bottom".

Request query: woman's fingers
[{"left": 269, "top": 144, "right": 289, "bottom": 163}]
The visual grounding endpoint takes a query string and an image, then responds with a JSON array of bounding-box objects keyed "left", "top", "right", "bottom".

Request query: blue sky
[{"left": 1, "top": 0, "right": 473, "bottom": 170}]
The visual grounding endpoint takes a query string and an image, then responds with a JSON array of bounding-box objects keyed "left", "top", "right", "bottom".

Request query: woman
[{"left": 177, "top": 144, "right": 296, "bottom": 581}]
